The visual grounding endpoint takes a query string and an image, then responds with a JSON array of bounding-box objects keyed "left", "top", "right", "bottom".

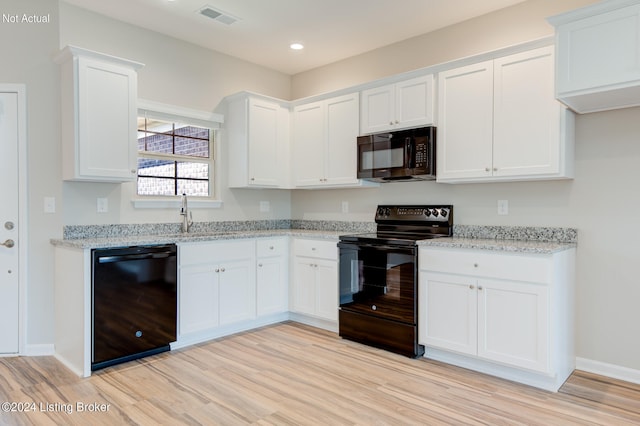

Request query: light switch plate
[
  {"left": 497, "top": 199, "right": 509, "bottom": 215},
  {"left": 44, "top": 197, "right": 55, "bottom": 213},
  {"left": 97, "top": 197, "right": 109, "bottom": 213}
]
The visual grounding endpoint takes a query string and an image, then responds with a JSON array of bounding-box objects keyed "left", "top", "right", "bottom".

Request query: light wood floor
[{"left": 1, "top": 322, "right": 639, "bottom": 425}]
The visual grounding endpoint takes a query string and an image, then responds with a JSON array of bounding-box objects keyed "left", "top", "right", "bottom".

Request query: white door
[
  {"left": 325, "top": 93, "right": 359, "bottom": 185},
  {"left": 0, "top": 89, "right": 21, "bottom": 354}
]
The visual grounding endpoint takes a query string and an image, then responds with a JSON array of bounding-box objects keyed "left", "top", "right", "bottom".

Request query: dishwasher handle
[{"left": 96, "top": 251, "right": 175, "bottom": 263}]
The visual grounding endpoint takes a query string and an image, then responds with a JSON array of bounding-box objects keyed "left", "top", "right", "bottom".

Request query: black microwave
[{"left": 357, "top": 126, "right": 436, "bottom": 182}]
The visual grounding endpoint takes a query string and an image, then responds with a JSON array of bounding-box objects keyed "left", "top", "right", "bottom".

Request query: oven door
[{"left": 338, "top": 241, "right": 417, "bottom": 324}]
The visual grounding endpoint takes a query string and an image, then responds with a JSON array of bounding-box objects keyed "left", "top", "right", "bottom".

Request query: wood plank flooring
[{"left": 1, "top": 322, "right": 639, "bottom": 425}]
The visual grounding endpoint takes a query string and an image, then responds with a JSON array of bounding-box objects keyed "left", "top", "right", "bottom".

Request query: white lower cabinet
[
  {"left": 178, "top": 240, "right": 256, "bottom": 342},
  {"left": 256, "top": 238, "right": 289, "bottom": 317},
  {"left": 291, "top": 238, "right": 339, "bottom": 326},
  {"left": 418, "top": 246, "right": 575, "bottom": 391}
]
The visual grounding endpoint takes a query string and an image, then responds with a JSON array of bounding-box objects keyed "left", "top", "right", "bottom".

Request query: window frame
[{"left": 132, "top": 99, "right": 224, "bottom": 209}]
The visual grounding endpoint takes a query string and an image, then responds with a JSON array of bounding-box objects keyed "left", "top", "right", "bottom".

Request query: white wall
[{"left": 291, "top": 0, "right": 640, "bottom": 372}]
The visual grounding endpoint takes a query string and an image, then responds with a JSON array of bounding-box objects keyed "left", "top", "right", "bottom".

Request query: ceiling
[{"left": 61, "top": 0, "right": 528, "bottom": 75}]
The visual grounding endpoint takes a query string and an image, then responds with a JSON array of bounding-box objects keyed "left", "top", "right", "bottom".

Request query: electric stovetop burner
[{"left": 339, "top": 205, "right": 454, "bottom": 245}]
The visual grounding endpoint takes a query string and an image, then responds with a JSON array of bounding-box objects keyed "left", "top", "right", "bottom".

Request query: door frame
[{"left": 1, "top": 84, "right": 28, "bottom": 356}]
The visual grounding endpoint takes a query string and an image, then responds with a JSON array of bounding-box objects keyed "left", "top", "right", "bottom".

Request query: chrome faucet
[{"left": 180, "top": 193, "right": 193, "bottom": 233}]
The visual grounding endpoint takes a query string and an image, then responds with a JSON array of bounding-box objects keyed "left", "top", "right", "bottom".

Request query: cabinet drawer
[
  {"left": 257, "top": 237, "right": 287, "bottom": 257},
  {"left": 293, "top": 238, "right": 338, "bottom": 260},
  {"left": 179, "top": 240, "right": 255, "bottom": 266},
  {"left": 419, "top": 247, "right": 552, "bottom": 283}
]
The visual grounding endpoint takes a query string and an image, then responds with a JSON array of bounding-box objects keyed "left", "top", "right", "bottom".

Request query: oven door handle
[{"left": 339, "top": 242, "right": 416, "bottom": 253}]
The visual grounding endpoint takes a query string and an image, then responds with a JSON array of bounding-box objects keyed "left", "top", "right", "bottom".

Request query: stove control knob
[
  {"left": 384, "top": 208, "right": 391, "bottom": 217},
  {"left": 423, "top": 209, "right": 431, "bottom": 217},
  {"left": 432, "top": 209, "right": 439, "bottom": 217},
  {"left": 440, "top": 209, "right": 448, "bottom": 218},
  {"left": 377, "top": 207, "right": 385, "bottom": 216}
]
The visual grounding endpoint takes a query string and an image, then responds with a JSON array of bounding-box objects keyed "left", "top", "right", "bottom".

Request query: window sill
[{"left": 132, "top": 198, "right": 223, "bottom": 209}]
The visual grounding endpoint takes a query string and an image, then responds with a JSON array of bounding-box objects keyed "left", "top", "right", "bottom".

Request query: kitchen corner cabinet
[
  {"left": 436, "top": 46, "right": 574, "bottom": 184},
  {"left": 178, "top": 240, "right": 256, "bottom": 339},
  {"left": 418, "top": 246, "right": 576, "bottom": 391},
  {"left": 225, "top": 94, "right": 290, "bottom": 188},
  {"left": 360, "top": 74, "right": 435, "bottom": 134},
  {"left": 293, "top": 93, "right": 362, "bottom": 188},
  {"left": 55, "top": 45, "right": 143, "bottom": 182},
  {"left": 548, "top": 0, "right": 640, "bottom": 113},
  {"left": 256, "top": 238, "right": 289, "bottom": 316},
  {"left": 290, "top": 238, "right": 338, "bottom": 325}
]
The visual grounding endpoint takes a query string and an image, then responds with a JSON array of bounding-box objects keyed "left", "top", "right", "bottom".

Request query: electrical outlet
[
  {"left": 97, "top": 197, "right": 109, "bottom": 213},
  {"left": 259, "top": 201, "right": 270, "bottom": 213},
  {"left": 44, "top": 197, "right": 55, "bottom": 213},
  {"left": 497, "top": 199, "right": 509, "bottom": 215},
  {"left": 341, "top": 201, "right": 349, "bottom": 213}
]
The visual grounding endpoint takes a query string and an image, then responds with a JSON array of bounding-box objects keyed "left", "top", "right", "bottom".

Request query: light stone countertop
[
  {"left": 50, "top": 221, "right": 577, "bottom": 254},
  {"left": 417, "top": 237, "right": 576, "bottom": 254},
  {"left": 50, "top": 229, "right": 343, "bottom": 250}
]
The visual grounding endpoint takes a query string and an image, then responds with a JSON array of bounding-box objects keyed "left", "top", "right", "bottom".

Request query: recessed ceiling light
[{"left": 290, "top": 43, "right": 304, "bottom": 51}]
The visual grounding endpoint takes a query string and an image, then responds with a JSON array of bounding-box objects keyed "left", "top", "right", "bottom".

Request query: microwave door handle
[{"left": 406, "top": 137, "right": 415, "bottom": 168}]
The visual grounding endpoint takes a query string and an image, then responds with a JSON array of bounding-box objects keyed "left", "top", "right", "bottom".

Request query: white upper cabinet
[
  {"left": 548, "top": 0, "right": 640, "bottom": 113},
  {"left": 437, "top": 46, "right": 575, "bottom": 183},
  {"left": 293, "top": 93, "right": 364, "bottom": 188},
  {"left": 360, "top": 74, "right": 434, "bottom": 134},
  {"left": 225, "top": 93, "right": 290, "bottom": 188},
  {"left": 55, "top": 45, "right": 143, "bottom": 182}
]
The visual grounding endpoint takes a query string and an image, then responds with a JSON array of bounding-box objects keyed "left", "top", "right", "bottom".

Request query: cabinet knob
[
  {"left": 485, "top": 167, "right": 490, "bottom": 172},
  {"left": 131, "top": 169, "right": 137, "bottom": 174},
  {"left": 469, "top": 285, "right": 475, "bottom": 290},
  {"left": 395, "top": 120, "right": 399, "bottom": 124},
  {"left": 493, "top": 167, "right": 498, "bottom": 172},
  {"left": 269, "top": 246, "right": 274, "bottom": 250},
  {"left": 251, "top": 177, "right": 255, "bottom": 181},
  {"left": 215, "top": 268, "right": 220, "bottom": 273},
  {"left": 478, "top": 286, "right": 483, "bottom": 291},
  {"left": 473, "top": 263, "right": 478, "bottom": 268},
  {"left": 258, "top": 263, "right": 263, "bottom": 267},
  {"left": 221, "top": 267, "right": 225, "bottom": 272},
  {"left": 311, "top": 247, "right": 316, "bottom": 251},
  {"left": 389, "top": 121, "right": 394, "bottom": 125}
]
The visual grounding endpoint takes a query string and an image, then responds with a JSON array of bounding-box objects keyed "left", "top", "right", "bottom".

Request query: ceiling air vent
[{"left": 198, "top": 5, "right": 240, "bottom": 25}]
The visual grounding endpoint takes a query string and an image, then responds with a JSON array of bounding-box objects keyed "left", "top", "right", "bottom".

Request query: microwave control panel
[{"left": 415, "top": 143, "right": 427, "bottom": 167}]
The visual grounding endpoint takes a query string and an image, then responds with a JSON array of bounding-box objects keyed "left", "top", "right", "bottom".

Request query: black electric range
[{"left": 338, "top": 205, "right": 453, "bottom": 358}]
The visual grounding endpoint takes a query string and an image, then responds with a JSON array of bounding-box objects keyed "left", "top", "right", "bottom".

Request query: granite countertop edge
[
  {"left": 416, "top": 237, "right": 577, "bottom": 254},
  {"left": 51, "top": 228, "right": 577, "bottom": 254}
]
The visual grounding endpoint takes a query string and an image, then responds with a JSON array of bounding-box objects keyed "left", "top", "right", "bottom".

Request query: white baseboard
[
  {"left": 576, "top": 357, "right": 640, "bottom": 385},
  {"left": 23, "top": 344, "right": 55, "bottom": 356}
]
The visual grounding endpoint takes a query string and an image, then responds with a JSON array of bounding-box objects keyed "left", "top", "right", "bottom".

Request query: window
[{"left": 137, "top": 117, "right": 213, "bottom": 197}]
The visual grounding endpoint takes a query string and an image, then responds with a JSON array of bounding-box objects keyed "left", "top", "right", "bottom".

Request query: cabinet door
[
  {"left": 77, "top": 57, "right": 137, "bottom": 181},
  {"left": 314, "top": 259, "right": 338, "bottom": 321},
  {"left": 179, "top": 264, "right": 219, "bottom": 336},
  {"left": 256, "top": 255, "right": 288, "bottom": 316},
  {"left": 556, "top": 4, "right": 640, "bottom": 97},
  {"left": 395, "top": 75, "right": 434, "bottom": 129},
  {"left": 437, "top": 61, "right": 494, "bottom": 180},
  {"left": 247, "top": 98, "right": 281, "bottom": 186},
  {"left": 291, "top": 259, "right": 317, "bottom": 316},
  {"left": 360, "top": 84, "right": 395, "bottom": 134},
  {"left": 493, "top": 47, "right": 560, "bottom": 177},
  {"left": 218, "top": 259, "right": 256, "bottom": 326},
  {"left": 293, "top": 101, "right": 325, "bottom": 186},
  {"left": 325, "top": 93, "right": 359, "bottom": 185},
  {"left": 477, "top": 278, "right": 549, "bottom": 373},
  {"left": 421, "top": 272, "right": 477, "bottom": 355}
]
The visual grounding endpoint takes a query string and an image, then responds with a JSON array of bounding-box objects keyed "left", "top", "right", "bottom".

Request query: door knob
[{"left": 2, "top": 239, "right": 15, "bottom": 248}]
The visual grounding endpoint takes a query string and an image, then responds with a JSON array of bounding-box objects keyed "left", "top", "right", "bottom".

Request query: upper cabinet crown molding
[
  {"left": 548, "top": 0, "right": 640, "bottom": 113},
  {"left": 55, "top": 45, "right": 144, "bottom": 182}
]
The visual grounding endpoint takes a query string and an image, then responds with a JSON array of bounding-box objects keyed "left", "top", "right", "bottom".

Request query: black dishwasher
[{"left": 91, "top": 244, "right": 177, "bottom": 371}]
